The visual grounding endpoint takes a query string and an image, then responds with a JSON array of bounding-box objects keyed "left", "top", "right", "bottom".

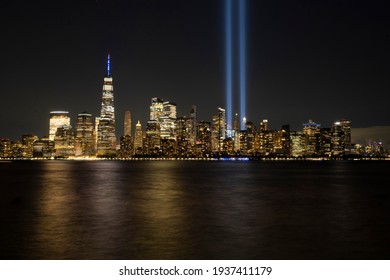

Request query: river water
[{"left": 0, "top": 160, "right": 389, "bottom": 259}]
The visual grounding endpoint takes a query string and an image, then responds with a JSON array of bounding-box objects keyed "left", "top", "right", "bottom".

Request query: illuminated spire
[{"left": 107, "top": 54, "right": 111, "bottom": 76}]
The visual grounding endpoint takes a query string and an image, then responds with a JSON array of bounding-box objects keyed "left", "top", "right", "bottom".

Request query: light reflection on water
[
  {"left": 34, "top": 162, "right": 77, "bottom": 258},
  {"left": 0, "top": 160, "right": 389, "bottom": 259}
]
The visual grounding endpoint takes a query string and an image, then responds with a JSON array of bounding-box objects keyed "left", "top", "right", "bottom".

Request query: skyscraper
[
  {"left": 302, "top": 120, "right": 321, "bottom": 156},
  {"left": 96, "top": 54, "right": 117, "bottom": 156},
  {"left": 49, "top": 111, "right": 70, "bottom": 141},
  {"left": 196, "top": 121, "right": 212, "bottom": 157},
  {"left": 150, "top": 97, "right": 164, "bottom": 121},
  {"left": 21, "top": 134, "right": 38, "bottom": 158},
  {"left": 124, "top": 110, "right": 131, "bottom": 137},
  {"left": 134, "top": 120, "right": 143, "bottom": 155},
  {"left": 119, "top": 110, "right": 133, "bottom": 157},
  {"left": 211, "top": 107, "right": 227, "bottom": 153},
  {"left": 145, "top": 120, "right": 161, "bottom": 155},
  {"left": 74, "top": 112, "right": 95, "bottom": 157},
  {"left": 54, "top": 125, "right": 75, "bottom": 157},
  {"left": 332, "top": 119, "right": 351, "bottom": 156},
  {"left": 189, "top": 105, "right": 197, "bottom": 144},
  {"left": 149, "top": 98, "right": 177, "bottom": 140},
  {"left": 160, "top": 101, "right": 177, "bottom": 140}
]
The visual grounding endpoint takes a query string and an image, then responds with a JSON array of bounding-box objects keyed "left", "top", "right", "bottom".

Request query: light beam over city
[
  {"left": 239, "top": 0, "right": 247, "bottom": 130},
  {"left": 225, "top": 0, "right": 233, "bottom": 137}
]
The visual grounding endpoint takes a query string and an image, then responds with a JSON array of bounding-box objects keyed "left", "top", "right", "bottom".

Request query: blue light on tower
[
  {"left": 239, "top": 0, "right": 246, "bottom": 130},
  {"left": 107, "top": 54, "right": 111, "bottom": 76},
  {"left": 225, "top": 0, "right": 233, "bottom": 137}
]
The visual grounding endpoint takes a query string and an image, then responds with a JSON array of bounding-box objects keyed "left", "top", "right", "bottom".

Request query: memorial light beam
[
  {"left": 225, "top": 0, "right": 233, "bottom": 137},
  {"left": 239, "top": 0, "right": 247, "bottom": 130}
]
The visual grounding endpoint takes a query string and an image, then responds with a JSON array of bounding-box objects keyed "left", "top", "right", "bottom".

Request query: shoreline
[{"left": 1, "top": 156, "right": 389, "bottom": 162}]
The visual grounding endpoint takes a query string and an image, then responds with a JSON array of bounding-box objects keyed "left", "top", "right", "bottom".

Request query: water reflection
[
  {"left": 131, "top": 162, "right": 188, "bottom": 258},
  {"left": 2, "top": 160, "right": 387, "bottom": 259},
  {"left": 33, "top": 161, "right": 192, "bottom": 259},
  {"left": 34, "top": 162, "right": 77, "bottom": 258}
]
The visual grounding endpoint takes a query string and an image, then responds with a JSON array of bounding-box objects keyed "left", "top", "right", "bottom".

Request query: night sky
[{"left": 1, "top": 0, "right": 389, "bottom": 146}]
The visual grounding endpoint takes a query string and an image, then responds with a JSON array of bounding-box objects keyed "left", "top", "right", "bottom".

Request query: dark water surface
[{"left": 0, "top": 160, "right": 389, "bottom": 259}]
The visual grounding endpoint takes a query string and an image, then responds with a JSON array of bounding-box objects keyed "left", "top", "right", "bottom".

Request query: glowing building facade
[
  {"left": 302, "top": 120, "right": 321, "bottom": 156},
  {"left": 49, "top": 111, "right": 70, "bottom": 141},
  {"left": 159, "top": 101, "right": 177, "bottom": 140},
  {"left": 32, "top": 138, "right": 55, "bottom": 158},
  {"left": 189, "top": 105, "right": 197, "bottom": 144},
  {"left": 176, "top": 116, "right": 196, "bottom": 156},
  {"left": 74, "top": 112, "right": 95, "bottom": 157},
  {"left": 149, "top": 98, "right": 177, "bottom": 140},
  {"left": 332, "top": 119, "right": 351, "bottom": 156},
  {"left": 97, "top": 55, "right": 117, "bottom": 156},
  {"left": 145, "top": 120, "right": 161, "bottom": 155},
  {"left": 54, "top": 125, "right": 75, "bottom": 157},
  {"left": 21, "top": 134, "right": 38, "bottom": 158},
  {"left": 196, "top": 121, "right": 212, "bottom": 156},
  {"left": 0, "top": 139, "right": 12, "bottom": 158},
  {"left": 211, "top": 107, "right": 227, "bottom": 152},
  {"left": 124, "top": 110, "right": 132, "bottom": 137},
  {"left": 119, "top": 111, "right": 134, "bottom": 157},
  {"left": 150, "top": 97, "right": 164, "bottom": 121},
  {"left": 134, "top": 120, "right": 143, "bottom": 155}
]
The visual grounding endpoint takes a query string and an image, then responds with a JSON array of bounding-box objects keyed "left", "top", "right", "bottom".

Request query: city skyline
[
  {"left": 1, "top": 0, "right": 389, "bottom": 144},
  {"left": 0, "top": 51, "right": 389, "bottom": 153},
  {"left": 1, "top": 54, "right": 390, "bottom": 153},
  {"left": 0, "top": 69, "right": 388, "bottom": 158}
]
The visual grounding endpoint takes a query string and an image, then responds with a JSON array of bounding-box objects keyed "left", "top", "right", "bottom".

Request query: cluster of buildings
[
  {"left": 1, "top": 105, "right": 388, "bottom": 159},
  {"left": 0, "top": 56, "right": 388, "bottom": 160}
]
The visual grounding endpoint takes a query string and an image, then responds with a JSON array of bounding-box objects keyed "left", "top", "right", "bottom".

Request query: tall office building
[
  {"left": 259, "top": 119, "right": 268, "bottom": 132},
  {"left": 96, "top": 54, "right": 117, "bottom": 156},
  {"left": 134, "top": 120, "right": 143, "bottom": 155},
  {"left": 124, "top": 110, "right": 131, "bottom": 137},
  {"left": 160, "top": 101, "right": 177, "bottom": 140},
  {"left": 233, "top": 113, "right": 240, "bottom": 132},
  {"left": 176, "top": 116, "right": 197, "bottom": 156},
  {"left": 332, "top": 119, "right": 351, "bottom": 155},
  {"left": 0, "top": 138, "right": 12, "bottom": 158},
  {"left": 145, "top": 120, "right": 161, "bottom": 155},
  {"left": 21, "top": 134, "right": 38, "bottom": 158},
  {"left": 196, "top": 121, "right": 212, "bottom": 156},
  {"left": 320, "top": 128, "right": 332, "bottom": 156},
  {"left": 119, "top": 135, "right": 134, "bottom": 158},
  {"left": 74, "top": 112, "right": 95, "bottom": 157},
  {"left": 150, "top": 97, "right": 164, "bottom": 121},
  {"left": 119, "top": 111, "right": 133, "bottom": 157},
  {"left": 290, "top": 131, "right": 304, "bottom": 157},
  {"left": 189, "top": 105, "right": 197, "bottom": 144},
  {"left": 54, "top": 125, "right": 75, "bottom": 157},
  {"left": 302, "top": 120, "right": 321, "bottom": 156},
  {"left": 32, "top": 138, "right": 55, "bottom": 158},
  {"left": 340, "top": 119, "right": 351, "bottom": 154},
  {"left": 211, "top": 107, "right": 227, "bottom": 152},
  {"left": 238, "top": 120, "right": 255, "bottom": 155},
  {"left": 190, "top": 105, "right": 197, "bottom": 124},
  {"left": 49, "top": 111, "right": 70, "bottom": 141},
  {"left": 149, "top": 98, "right": 177, "bottom": 140}
]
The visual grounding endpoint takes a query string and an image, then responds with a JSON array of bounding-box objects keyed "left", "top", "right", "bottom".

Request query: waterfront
[{"left": 0, "top": 160, "right": 389, "bottom": 259}]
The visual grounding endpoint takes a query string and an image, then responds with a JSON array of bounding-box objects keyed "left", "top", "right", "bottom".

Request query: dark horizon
[{"left": 1, "top": 0, "right": 389, "bottom": 145}]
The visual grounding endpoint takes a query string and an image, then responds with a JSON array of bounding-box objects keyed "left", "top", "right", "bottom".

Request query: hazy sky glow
[{"left": 1, "top": 0, "right": 389, "bottom": 143}]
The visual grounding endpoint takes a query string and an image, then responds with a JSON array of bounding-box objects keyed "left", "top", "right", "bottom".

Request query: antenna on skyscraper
[{"left": 107, "top": 54, "right": 111, "bottom": 76}]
